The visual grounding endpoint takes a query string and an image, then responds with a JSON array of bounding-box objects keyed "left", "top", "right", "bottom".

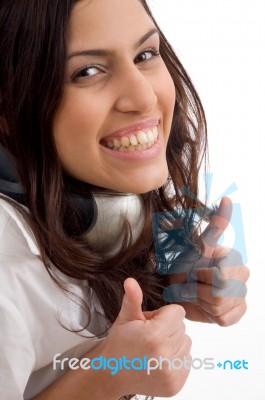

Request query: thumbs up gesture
[
  {"left": 97, "top": 278, "right": 192, "bottom": 398},
  {"left": 165, "top": 197, "right": 250, "bottom": 326}
]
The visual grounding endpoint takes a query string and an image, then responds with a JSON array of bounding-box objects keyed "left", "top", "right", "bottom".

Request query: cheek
[
  {"left": 165, "top": 75, "right": 176, "bottom": 113},
  {"left": 53, "top": 91, "right": 105, "bottom": 156},
  {"left": 157, "top": 67, "right": 176, "bottom": 119},
  {"left": 54, "top": 95, "right": 95, "bottom": 138}
]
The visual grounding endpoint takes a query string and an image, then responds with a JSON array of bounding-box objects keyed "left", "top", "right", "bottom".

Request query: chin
[{"left": 117, "top": 173, "right": 169, "bottom": 194}]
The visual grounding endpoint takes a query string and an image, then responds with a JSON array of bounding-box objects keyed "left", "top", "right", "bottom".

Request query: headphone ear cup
[{"left": 64, "top": 193, "right": 98, "bottom": 237}]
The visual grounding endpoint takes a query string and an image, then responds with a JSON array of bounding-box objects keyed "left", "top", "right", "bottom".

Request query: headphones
[{"left": 0, "top": 146, "right": 97, "bottom": 235}]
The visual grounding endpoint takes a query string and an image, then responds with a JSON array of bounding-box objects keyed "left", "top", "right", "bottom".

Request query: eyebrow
[{"left": 67, "top": 28, "right": 159, "bottom": 61}]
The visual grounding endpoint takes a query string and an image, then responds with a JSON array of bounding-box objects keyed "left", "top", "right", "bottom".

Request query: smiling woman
[
  {"left": 0, "top": 0, "right": 249, "bottom": 399},
  {"left": 53, "top": 0, "right": 176, "bottom": 193}
]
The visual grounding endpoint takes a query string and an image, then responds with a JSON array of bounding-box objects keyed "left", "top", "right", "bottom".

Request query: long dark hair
[{"left": 0, "top": 0, "right": 207, "bottom": 328}]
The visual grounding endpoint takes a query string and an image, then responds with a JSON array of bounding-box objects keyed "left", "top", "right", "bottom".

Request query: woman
[{"left": 0, "top": 0, "right": 249, "bottom": 399}]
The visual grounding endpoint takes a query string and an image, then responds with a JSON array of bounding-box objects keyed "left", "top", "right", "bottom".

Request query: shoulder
[
  {"left": 0, "top": 195, "right": 40, "bottom": 260},
  {"left": 0, "top": 195, "right": 107, "bottom": 331},
  {"left": 0, "top": 195, "right": 57, "bottom": 315},
  {"left": 0, "top": 195, "right": 51, "bottom": 317}
]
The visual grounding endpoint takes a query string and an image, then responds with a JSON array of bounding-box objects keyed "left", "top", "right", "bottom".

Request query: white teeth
[
  {"left": 130, "top": 134, "right": 138, "bottom": 146},
  {"left": 128, "top": 144, "right": 136, "bottom": 151},
  {"left": 121, "top": 136, "right": 130, "bottom": 147},
  {"left": 153, "top": 127, "right": 158, "bottom": 140},
  {"left": 137, "top": 131, "right": 148, "bottom": 145},
  {"left": 103, "top": 126, "right": 159, "bottom": 152},
  {"left": 147, "top": 131, "right": 153, "bottom": 141},
  {"left": 113, "top": 139, "right": 120, "bottom": 148},
  {"left": 107, "top": 141, "right": 114, "bottom": 149}
]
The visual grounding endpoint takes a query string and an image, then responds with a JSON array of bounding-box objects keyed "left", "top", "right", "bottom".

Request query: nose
[{"left": 114, "top": 64, "right": 157, "bottom": 114}]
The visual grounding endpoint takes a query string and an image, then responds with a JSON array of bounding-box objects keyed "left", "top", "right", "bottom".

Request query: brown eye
[
  {"left": 134, "top": 48, "right": 160, "bottom": 64},
  {"left": 75, "top": 66, "right": 100, "bottom": 78},
  {"left": 71, "top": 64, "right": 106, "bottom": 83}
]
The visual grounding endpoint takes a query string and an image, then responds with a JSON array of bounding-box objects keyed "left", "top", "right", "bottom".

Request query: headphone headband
[{"left": 0, "top": 146, "right": 97, "bottom": 235}]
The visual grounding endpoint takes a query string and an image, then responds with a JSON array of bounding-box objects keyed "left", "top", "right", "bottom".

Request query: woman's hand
[
  {"left": 166, "top": 197, "right": 250, "bottom": 326},
  {"left": 35, "top": 278, "right": 191, "bottom": 400},
  {"left": 97, "top": 277, "right": 192, "bottom": 398}
]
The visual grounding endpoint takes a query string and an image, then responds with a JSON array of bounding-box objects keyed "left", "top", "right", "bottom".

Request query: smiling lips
[{"left": 101, "top": 126, "right": 159, "bottom": 152}]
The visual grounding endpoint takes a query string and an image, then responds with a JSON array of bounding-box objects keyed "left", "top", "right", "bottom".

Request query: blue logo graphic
[
  {"left": 152, "top": 174, "right": 247, "bottom": 302},
  {"left": 216, "top": 359, "right": 249, "bottom": 370}
]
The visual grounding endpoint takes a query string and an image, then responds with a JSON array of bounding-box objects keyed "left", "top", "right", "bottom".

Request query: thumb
[
  {"left": 117, "top": 278, "right": 146, "bottom": 323},
  {"left": 201, "top": 197, "right": 232, "bottom": 257}
]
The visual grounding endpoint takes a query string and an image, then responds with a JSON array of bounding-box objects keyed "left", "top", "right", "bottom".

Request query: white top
[{"left": 0, "top": 196, "right": 153, "bottom": 400}]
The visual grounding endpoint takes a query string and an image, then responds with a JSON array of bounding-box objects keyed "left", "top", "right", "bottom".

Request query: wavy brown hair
[{"left": 0, "top": 0, "right": 207, "bottom": 331}]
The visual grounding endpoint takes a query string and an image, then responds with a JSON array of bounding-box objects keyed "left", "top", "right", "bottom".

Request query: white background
[{"left": 149, "top": 1, "right": 265, "bottom": 399}]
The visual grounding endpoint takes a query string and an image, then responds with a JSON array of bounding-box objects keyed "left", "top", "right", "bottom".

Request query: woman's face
[{"left": 53, "top": 0, "right": 176, "bottom": 194}]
